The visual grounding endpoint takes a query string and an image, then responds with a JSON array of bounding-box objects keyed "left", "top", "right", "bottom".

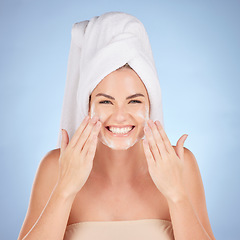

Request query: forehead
[{"left": 91, "top": 68, "right": 148, "bottom": 95}]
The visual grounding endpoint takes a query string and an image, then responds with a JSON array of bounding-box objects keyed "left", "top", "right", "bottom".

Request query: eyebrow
[{"left": 95, "top": 93, "right": 145, "bottom": 100}]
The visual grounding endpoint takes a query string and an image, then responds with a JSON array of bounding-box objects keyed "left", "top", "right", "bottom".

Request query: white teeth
[{"left": 109, "top": 126, "right": 133, "bottom": 134}]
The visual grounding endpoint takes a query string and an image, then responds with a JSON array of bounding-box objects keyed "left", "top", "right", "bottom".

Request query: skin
[
  {"left": 85, "top": 68, "right": 216, "bottom": 239},
  {"left": 17, "top": 67, "right": 215, "bottom": 240},
  {"left": 88, "top": 67, "right": 151, "bottom": 187}
]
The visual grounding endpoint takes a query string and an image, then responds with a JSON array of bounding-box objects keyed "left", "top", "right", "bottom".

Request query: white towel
[{"left": 56, "top": 11, "right": 164, "bottom": 148}]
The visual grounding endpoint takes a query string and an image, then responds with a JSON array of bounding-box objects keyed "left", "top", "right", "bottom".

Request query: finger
[
  {"left": 75, "top": 115, "right": 100, "bottom": 151},
  {"left": 68, "top": 115, "right": 90, "bottom": 148},
  {"left": 144, "top": 125, "right": 162, "bottom": 161},
  {"left": 142, "top": 139, "right": 156, "bottom": 169},
  {"left": 176, "top": 134, "right": 188, "bottom": 160},
  {"left": 147, "top": 120, "right": 168, "bottom": 159},
  {"left": 81, "top": 121, "right": 102, "bottom": 158},
  {"left": 85, "top": 136, "right": 98, "bottom": 166},
  {"left": 60, "top": 129, "right": 69, "bottom": 154},
  {"left": 155, "top": 120, "right": 174, "bottom": 154}
]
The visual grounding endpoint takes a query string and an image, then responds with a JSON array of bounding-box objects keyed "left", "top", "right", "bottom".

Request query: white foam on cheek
[
  {"left": 136, "top": 105, "right": 149, "bottom": 127},
  {"left": 101, "top": 136, "right": 116, "bottom": 149},
  {"left": 123, "top": 138, "right": 138, "bottom": 150},
  {"left": 90, "top": 103, "right": 98, "bottom": 119},
  {"left": 136, "top": 104, "right": 149, "bottom": 119},
  {"left": 90, "top": 102, "right": 104, "bottom": 123},
  {"left": 135, "top": 104, "right": 149, "bottom": 140},
  {"left": 90, "top": 102, "right": 115, "bottom": 149},
  {"left": 90, "top": 101, "right": 95, "bottom": 118},
  {"left": 143, "top": 105, "right": 150, "bottom": 140}
]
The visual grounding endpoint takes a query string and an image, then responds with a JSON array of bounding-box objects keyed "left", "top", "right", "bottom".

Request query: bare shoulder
[
  {"left": 30, "top": 147, "right": 61, "bottom": 204},
  {"left": 39, "top": 148, "right": 61, "bottom": 170},
  {"left": 18, "top": 148, "right": 61, "bottom": 240},
  {"left": 172, "top": 145, "right": 216, "bottom": 240},
  {"left": 34, "top": 148, "right": 61, "bottom": 191}
]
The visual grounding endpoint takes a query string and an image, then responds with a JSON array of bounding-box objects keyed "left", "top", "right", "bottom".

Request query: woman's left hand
[{"left": 142, "top": 119, "right": 188, "bottom": 203}]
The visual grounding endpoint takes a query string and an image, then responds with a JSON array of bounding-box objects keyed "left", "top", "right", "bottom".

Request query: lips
[{"left": 106, "top": 125, "right": 135, "bottom": 128}]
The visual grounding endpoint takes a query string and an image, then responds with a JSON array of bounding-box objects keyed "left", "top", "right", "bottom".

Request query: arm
[
  {"left": 142, "top": 120, "right": 216, "bottom": 240},
  {"left": 167, "top": 147, "right": 216, "bottom": 240},
  {"left": 17, "top": 149, "right": 76, "bottom": 240},
  {"left": 18, "top": 115, "right": 101, "bottom": 240}
]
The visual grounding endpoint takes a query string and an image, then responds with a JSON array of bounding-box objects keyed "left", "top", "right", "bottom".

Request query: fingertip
[
  {"left": 96, "top": 121, "right": 102, "bottom": 130},
  {"left": 155, "top": 120, "right": 162, "bottom": 129},
  {"left": 182, "top": 135, "right": 188, "bottom": 146},
  {"left": 61, "top": 129, "right": 68, "bottom": 143}
]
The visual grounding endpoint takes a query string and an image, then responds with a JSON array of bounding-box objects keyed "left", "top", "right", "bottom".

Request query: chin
[{"left": 98, "top": 136, "right": 140, "bottom": 151}]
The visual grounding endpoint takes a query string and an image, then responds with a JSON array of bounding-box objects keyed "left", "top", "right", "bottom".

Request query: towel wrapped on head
[{"left": 56, "top": 11, "right": 164, "bottom": 148}]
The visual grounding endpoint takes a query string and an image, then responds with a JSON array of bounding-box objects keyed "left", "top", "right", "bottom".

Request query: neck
[{"left": 92, "top": 139, "right": 148, "bottom": 187}]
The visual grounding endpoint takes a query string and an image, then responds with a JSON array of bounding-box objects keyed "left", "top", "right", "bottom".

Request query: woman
[{"left": 18, "top": 12, "right": 216, "bottom": 240}]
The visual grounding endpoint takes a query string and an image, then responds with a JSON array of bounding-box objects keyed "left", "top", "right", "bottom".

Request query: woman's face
[{"left": 89, "top": 67, "right": 150, "bottom": 150}]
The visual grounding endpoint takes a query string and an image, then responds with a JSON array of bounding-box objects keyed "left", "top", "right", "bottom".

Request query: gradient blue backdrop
[{"left": 1, "top": 0, "right": 239, "bottom": 239}]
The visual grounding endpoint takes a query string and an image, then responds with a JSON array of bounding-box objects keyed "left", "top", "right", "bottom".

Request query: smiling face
[{"left": 89, "top": 67, "right": 150, "bottom": 150}]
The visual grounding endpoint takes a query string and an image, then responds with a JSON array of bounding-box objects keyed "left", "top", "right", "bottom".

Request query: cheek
[
  {"left": 134, "top": 105, "right": 149, "bottom": 126},
  {"left": 90, "top": 103, "right": 110, "bottom": 122}
]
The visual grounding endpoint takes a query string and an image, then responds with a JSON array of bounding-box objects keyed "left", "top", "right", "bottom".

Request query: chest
[{"left": 67, "top": 175, "right": 171, "bottom": 225}]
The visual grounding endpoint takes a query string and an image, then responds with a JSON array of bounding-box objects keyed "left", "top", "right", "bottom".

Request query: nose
[{"left": 112, "top": 105, "right": 129, "bottom": 122}]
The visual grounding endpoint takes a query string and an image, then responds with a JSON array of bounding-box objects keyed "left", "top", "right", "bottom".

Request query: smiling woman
[
  {"left": 88, "top": 64, "right": 150, "bottom": 150},
  {"left": 17, "top": 11, "right": 216, "bottom": 240}
]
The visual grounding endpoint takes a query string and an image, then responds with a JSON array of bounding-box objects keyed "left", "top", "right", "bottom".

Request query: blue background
[{"left": 1, "top": 0, "right": 239, "bottom": 239}]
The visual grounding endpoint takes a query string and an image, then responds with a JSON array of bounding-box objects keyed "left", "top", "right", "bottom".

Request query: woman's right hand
[{"left": 56, "top": 115, "right": 102, "bottom": 198}]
